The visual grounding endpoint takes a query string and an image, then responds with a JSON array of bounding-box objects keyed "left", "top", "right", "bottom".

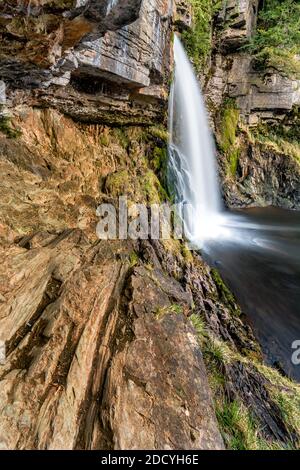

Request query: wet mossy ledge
[{"left": 216, "top": 98, "right": 241, "bottom": 179}]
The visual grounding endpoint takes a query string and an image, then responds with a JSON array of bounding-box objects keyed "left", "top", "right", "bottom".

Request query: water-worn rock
[
  {"left": 76, "top": 0, "right": 173, "bottom": 88},
  {"left": 0, "top": 232, "right": 224, "bottom": 450}
]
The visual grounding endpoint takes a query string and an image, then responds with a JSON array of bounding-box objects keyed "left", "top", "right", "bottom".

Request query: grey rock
[
  {"left": 228, "top": 54, "right": 300, "bottom": 120},
  {"left": 0, "top": 0, "right": 172, "bottom": 122},
  {"left": 76, "top": 0, "right": 173, "bottom": 88},
  {"left": 207, "top": 2, "right": 300, "bottom": 123}
]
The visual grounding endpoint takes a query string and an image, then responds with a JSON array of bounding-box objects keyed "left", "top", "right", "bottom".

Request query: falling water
[
  {"left": 168, "top": 36, "right": 222, "bottom": 247},
  {"left": 169, "top": 36, "right": 300, "bottom": 381}
]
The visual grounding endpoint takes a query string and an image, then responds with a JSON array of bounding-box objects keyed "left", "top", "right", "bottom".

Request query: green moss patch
[
  {"left": 0, "top": 114, "right": 22, "bottom": 139},
  {"left": 181, "top": 1, "right": 222, "bottom": 73},
  {"left": 211, "top": 268, "right": 241, "bottom": 316},
  {"left": 218, "top": 99, "right": 241, "bottom": 177}
]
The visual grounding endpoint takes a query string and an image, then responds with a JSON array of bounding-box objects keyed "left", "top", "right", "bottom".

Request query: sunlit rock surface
[{"left": 0, "top": 232, "right": 224, "bottom": 450}]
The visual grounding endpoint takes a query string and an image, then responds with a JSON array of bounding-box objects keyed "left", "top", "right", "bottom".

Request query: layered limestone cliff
[
  {"left": 0, "top": 0, "right": 175, "bottom": 125},
  {"left": 207, "top": 0, "right": 300, "bottom": 123},
  {"left": 205, "top": 0, "right": 300, "bottom": 209},
  {"left": 0, "top": 0, "right": 300, "bottom": 451}
]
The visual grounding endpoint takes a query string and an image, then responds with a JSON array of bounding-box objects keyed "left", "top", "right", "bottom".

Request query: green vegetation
[
  {"left": 190, "top": 313, "right": 207, "bottom": 345},
  {"left": 105, "top": 169, "right": 130, "bottom": 198},
  {"left": 211, "top": 268, "right": 241, "bottom": 315},
  {"left": 0, "top": 113, "right": 21, "bottom": 139},
  {"left": 218, "top": 99, "right": 241, "bottom": 177},
  {"left": 255, "top": 132, "right": 300, "bottom": 165},
  {"left": 190, "top": 277, "right": 300, "bottom": 451},
  {"left": 155, "top": 303, "right": 184, "bottom": 319},
  {"left": 216, "top": 400, "right": 290, "bottom": 450},
  {"left": 182, "top": 1, "right": 219, "bottom": 72},
  {"left": 255, "top": 362, "right": 300, "bottom": 439},
  {"left": 246, "top": 0, "right": 300, "bottom": 78},
  {"left": 99, "top": 133, "right": 110, "bottom": 147},
  {"left": 181, "top": 243, "right": 194, "bottom": 264},
  {"left": 190, "top": 315, "right": 299, "bottom": 449},
  {"left": 114, "top": 127, "right": 130, "bottom": 149},
  {"left": 250, "top": 116, "right": 300, "bottom": 165},
  {"left": 147, "top": 126, "right": 169, "bottom": 143},
  {"left": 143, "top": 170, "right": 168, "bottom": 204},
  {"left": 216, "top": 400, "right": 258, "bottom": 450},
  {"left": 152, "top": 146, "right": 168, "bottom": 172},
  {"left": 219, "top": 100, "right": 240, "bottom": 153},
  {"left": 129, "top": 251, "right": 139, "bottom": 268},
  {"left": 273, "top": 391, "right": 300, "bottom": 436}
]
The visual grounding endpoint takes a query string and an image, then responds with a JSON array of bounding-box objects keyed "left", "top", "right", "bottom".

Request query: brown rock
[{"left": 0, "top": 233, "right": 224, "bottom": 450}]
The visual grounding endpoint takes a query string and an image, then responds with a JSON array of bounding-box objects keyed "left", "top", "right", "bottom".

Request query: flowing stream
[{"left": 169, "top": 36, "right": 300, "bottom": 381}]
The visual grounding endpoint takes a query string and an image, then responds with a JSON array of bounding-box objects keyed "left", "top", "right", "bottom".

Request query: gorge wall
[
  {"left": 0, "top": 0, "right": 300, "bottom": 450},
  {"left": 205, "top": 0, "right": 300, "bottom": 209}
]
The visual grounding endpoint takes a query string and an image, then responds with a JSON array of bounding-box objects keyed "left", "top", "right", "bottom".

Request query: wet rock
[
  {"left": 224, "top": 361, "right": 298, "bottom": 445},
  {"left": 0, "top": 81, "right": 6, "bottom": 105},
  {"left": 222, "top": 141, "right": 300, "bottom": 210}
]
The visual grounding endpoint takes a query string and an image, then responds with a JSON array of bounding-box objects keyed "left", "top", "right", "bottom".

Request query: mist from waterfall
[{"left": 168, "top": 36, "right": 300, "bottom": 382}]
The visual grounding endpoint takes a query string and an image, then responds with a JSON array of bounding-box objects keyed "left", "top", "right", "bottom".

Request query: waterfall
[
  {"left": 168, "top": 36, "right": 222, "bottom": 247},
  {"left": 169, "top": 37, "right": 300, "bottom": 382}
]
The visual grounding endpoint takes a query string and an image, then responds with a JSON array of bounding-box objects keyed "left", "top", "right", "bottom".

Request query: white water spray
[{"left": 168, "top": 36, "right": 222, "bottom": 247}]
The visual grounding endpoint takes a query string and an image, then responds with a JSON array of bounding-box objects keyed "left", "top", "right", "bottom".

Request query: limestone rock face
[
  {"left": 207, "top": 0, "right": 300, "bottom": 123},
  {"left": 221, "top": 140, "right": 300, "bottom": 210},
  {"left": 0, "top": 0, "right": 143, "bottom": 85},
  {"left": 0, "top": 0, "right": 173, "bottom": 125},
  {"left": 76, "top": 0, "right": 173, "bottom": 88},
  {"left": 228, "top": 55, "right": 300, "bottom": 122},
  {"left": 218, "top": 0, "right": 258, "bottom": 51},
  {"left": 173, "top": 0, "right": 192, "bottom": 32}
]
